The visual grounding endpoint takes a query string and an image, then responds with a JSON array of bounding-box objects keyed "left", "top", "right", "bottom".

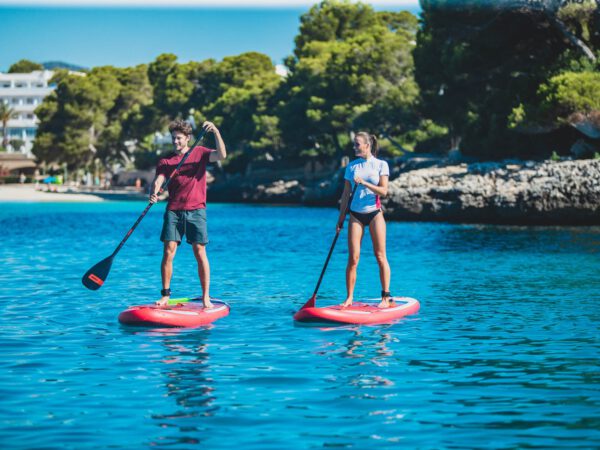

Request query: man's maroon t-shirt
[{"left": 155, "top": 146, "right": 212, "bottom": 210}]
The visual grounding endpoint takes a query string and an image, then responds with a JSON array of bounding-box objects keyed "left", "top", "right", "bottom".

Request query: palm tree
[{"left": 0, "top": 101, "right": 16, "bottom": 148}]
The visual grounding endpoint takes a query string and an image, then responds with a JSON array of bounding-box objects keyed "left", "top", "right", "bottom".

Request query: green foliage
[
  {"left": 510, "top": 71, "right": 600, "bottom": 131},
  {"left": 33, "top": 0, "right": 600, "bottom": 173},
  {"left": 33, "top": 66, "right": 153, "bottom": 171},
  {"left": 557, "top": 0, "right": 597, "bottom": 41},
  {"left": 0, "top": 102, "right": 16, "bottom": 147},
  {"left": 405, "top": 120, "right": 449, "bottom": 154},
  {"left": 9, "top": 139, "right": 24, "bottom": 151},
  {"left": 147, "top": 54, "right": 197, "bottom": 121},
  {"left": 8, "top": 59, "right": 43, "bottom": 73},
  {"left": 415, "top": 0, "right": 600, "bottom": 159},
  {"left": 551, "top": 150, "right": 561, "bottom": 161},
  {"left": 143, "top": 51, "right": 284, "bottom": 172},
  {"left": 279, "top": 0, "right": 420, "bottom": 160},
  {"left": 205, "top": 53, "right": 283, "bottom": 157},
  {"left": 540, "top": 71, "right": 600, "bottom": 113}
]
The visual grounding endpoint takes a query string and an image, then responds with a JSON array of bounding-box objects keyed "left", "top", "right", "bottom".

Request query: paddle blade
[
  {"left": 82, "top": 256, "right": 113, "bottom": 290},
  {"left": 300, "top": 294, "right": 316, "bottom": 310}
]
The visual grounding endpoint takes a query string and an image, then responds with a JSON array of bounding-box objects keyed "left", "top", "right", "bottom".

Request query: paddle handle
[
  {"left": 110, "top": 128, "right": 208, "bottom": 258},
  {"left": 311, "top": 182, "right": 358, "bottom": 298}
]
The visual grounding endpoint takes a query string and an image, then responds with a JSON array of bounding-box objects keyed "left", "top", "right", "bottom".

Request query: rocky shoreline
[
  {"left": 208, "top": 158, "right": 600, "bottom": 225},
  {"left": 384, "top": 159, "right": 600, "bottom": 225}
]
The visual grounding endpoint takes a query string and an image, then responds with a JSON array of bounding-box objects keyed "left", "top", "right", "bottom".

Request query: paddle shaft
[
  {"left": 110, "top": 129, "right": 207, "bottom": 258},
  {"left": 311, "top": 183, "right": 358, "bottom": 298}
]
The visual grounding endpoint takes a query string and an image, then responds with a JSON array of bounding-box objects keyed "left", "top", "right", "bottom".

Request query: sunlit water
[{"left": 1, "top": 202, "right": 598, "bottom": 449}]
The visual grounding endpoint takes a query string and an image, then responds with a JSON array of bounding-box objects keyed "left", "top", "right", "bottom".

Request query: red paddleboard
[
  {"left": 118, "top": 298, "right": 230, "bottom": 328},
  {"left": 294, "top": 297, "right": 420, "bottom": 325}
]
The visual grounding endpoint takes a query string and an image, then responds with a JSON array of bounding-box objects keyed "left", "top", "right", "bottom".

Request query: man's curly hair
[{"left": 168, "top": 119, "right": 193, "bottom": 136}]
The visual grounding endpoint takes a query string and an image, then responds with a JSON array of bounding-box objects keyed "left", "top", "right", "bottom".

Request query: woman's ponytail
[{"left": 370, "top": 135, "right": 379, "bottom": 157}]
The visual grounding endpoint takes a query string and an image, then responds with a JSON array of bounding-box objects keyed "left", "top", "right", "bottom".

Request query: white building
[{"left": 0, "top": 70, "right": 55, "bottom": 156}]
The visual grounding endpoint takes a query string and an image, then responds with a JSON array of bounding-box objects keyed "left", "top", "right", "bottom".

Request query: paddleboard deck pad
[
  {"left": 294, "top": 297, "right": 419, "bottom": 325},
  {"left": 118, "top": 298, "right": 230, "bottom": 328}
]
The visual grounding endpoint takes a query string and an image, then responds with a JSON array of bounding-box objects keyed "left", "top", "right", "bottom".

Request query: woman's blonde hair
[{"left": 355, "top": 132, "right": 379, "bottom": 156}]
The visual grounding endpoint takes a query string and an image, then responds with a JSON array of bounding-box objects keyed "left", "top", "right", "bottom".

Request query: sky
[{"left": 0, "top": 0, "right": 421, "bottom": 72}]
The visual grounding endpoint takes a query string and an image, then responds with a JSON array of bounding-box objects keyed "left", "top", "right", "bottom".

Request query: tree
[
  {"left": 147, "top": 54, "right": 198, "bottom": 122},
  {"left": 8, "top": 59, "right": 44, "bottom": 73},
  {"left": 144, "top": 52, "right": 284, "bottom": 173},
  {"left": 33, "top": 66, "right": 153, "bottom": 172},
  {"left": 510, "top": 71, "right": 600, "bottom": 141},
  {"left": 205, "top": 52, "right": 283, "bottom": 167},
  {"left": 278, "top": 1, "right": 421, "bottom": 160},
  {"left": 9, "top": 138, "right": 24, "bottom": 152},
  {"left": 0, "top": 102, "right": 16, "bottom": 147},
  {"left": 415, "top": 0, "right": 600, "bottom": 158}
]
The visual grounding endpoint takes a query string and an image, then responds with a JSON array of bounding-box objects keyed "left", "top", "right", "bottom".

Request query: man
[{"left": 149, "top": 119, "right": 226, "bottom": 308}]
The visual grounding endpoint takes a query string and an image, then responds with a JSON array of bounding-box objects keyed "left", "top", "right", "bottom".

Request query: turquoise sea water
[{"left": 1, "top": 202, "right": 599, "bottom": 449}]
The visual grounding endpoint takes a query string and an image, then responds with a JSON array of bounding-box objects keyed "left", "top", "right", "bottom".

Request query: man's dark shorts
[{"left": 160, "top": 209, "right": 208, "bottom": 245}]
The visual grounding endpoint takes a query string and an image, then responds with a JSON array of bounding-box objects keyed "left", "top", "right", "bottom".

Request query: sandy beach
[{"left": 0, "top": 184, "right": 105, "bottom": 202}]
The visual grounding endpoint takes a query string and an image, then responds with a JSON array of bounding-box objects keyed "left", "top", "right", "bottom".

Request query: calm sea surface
[{"left": 1, "top": 202, "right": 598, "bottom": 449}]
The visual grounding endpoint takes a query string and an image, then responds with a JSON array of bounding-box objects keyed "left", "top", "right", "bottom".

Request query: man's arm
[
  {"left": 203, "top": 121, "right": 227, "bottom": 162},
  {"left": 149, "top": 174, "right": 166, "bottom": 204}
]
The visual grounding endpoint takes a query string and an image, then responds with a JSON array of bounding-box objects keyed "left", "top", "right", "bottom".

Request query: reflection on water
[
  {"left": 129, "top": 329, "right": 216, "bottom": 447},
  {"left": 317, "top": 327, "right": 395, "bottom": 365}
]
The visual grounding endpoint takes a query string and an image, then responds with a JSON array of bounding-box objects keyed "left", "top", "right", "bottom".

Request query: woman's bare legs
[
  {"left": 369, "top": 212, "right": 392, "bottom": 308},
  {"left": 342, "top": 216, "right": 364, "bottom": 307}
]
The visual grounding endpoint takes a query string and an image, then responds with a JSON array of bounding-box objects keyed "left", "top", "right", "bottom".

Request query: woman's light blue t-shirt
[{"left": 344, "top": 157, "right": 390, "bottom": 213}]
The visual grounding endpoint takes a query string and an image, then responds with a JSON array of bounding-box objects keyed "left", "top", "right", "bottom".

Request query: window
[
  {"left": 26, "top": 98, "right": 35, "bottom": 104},
  {"left": 26, "top": 128, "right": 36, "bottom": 138},
  {"left": 0, "top": 82, "right": 10, "bottom": 88},
  {"left": 15, "top": 83, "right": 27, "bottom": 88},
  {"left": 27, "top": 114, "right": 35, "bottom": 119}
]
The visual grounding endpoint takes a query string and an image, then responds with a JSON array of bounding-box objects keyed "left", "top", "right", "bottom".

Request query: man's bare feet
[
  {"left": 155, "top": 296, "right": 169, "bottom": 307},
  {"left": 378, "top": 291, "right": 394, "bottom": 308},
  {"left": 341, "top": 298, "right": 353, "bottom": 308}
]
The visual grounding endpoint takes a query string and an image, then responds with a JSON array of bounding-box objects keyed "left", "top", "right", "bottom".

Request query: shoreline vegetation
[
  {"left": 3, "top": 156, "right": 599, "bottom": 226},
  {"left": 4, "top": 1, "right": 599, "bottom": 225}
]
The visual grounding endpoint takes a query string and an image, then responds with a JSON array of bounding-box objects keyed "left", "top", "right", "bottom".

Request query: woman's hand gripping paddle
[
  {"left": 82, "top": 129, "right": 207, "bottom": 290},
  {"left": 300, "top": 183, "right": 358, "bottom": 309}
]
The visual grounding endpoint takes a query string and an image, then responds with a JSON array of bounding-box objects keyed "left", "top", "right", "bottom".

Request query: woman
[{"left": 336, "top": 132, "right": 392, "bottom": 308}]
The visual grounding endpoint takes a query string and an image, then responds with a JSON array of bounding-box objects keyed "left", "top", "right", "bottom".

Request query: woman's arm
[{"left": 353, "top": 175, "right": 388, "bottom": 197}]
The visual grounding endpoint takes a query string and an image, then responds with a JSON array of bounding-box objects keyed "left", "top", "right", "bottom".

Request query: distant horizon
[{"left": 0, "top": 2, "right": 421, "bottom": 72}]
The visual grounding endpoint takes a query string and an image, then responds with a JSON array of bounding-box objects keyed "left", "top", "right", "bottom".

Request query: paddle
[
  {"left": 82, "top": 128, "right": 207, "bottom": 290},
  {"left": 300, "top": 182, "right": 358, "bottom": 309}
]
